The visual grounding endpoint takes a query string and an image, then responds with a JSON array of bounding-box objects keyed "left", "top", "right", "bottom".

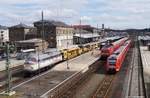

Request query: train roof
[
  {"left": 138, "top": 36, "right": 150, "bottom": 41},
  {"left": 112, "top": 37, "right": 128, "bottom": 46},
  {"left": 20, "top": 49, "right": 35, "bottom": 53},
  {"left": 44, "top": 48, "right": 60, "bottom": 53},
  {"left": 79, "top": 41, "right": 99, "bottom": 47},
  {"left": 28, "top": 51, "right": 61, "bottom": 60},
  {"left": 59, "top": 45, "right": 79, "bottom": 50},
  {"left": 106, "top": 36, "right": 122, "bottom": 41},
  {"left": 102, "top": 37, "right": 127, "bottom": 49},
  {"left": 108, "top": 40, "right": 131, "bottom": 60}
]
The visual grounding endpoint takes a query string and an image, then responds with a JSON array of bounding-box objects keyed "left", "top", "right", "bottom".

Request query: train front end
[
  {"left": 106, "top": 55, "right": 117, "bottom": 73},
  {"left": 24, "top": 56, "right": 38, "bottom": 73},
  {"left": 101, "top": 46, "right": 114, "bottom": 59}
]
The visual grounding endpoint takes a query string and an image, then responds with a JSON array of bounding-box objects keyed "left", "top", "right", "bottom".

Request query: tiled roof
[
  {"left": 10, "top": 23, "right": 32, "bottom": 29},
  {"left": 34, "top": 20, "right": 68, "bottom": 27}
]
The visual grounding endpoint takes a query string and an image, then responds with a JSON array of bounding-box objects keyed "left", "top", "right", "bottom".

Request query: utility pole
[
  {"left": 79, "top": 19, "right": 82, "bottom": 45},
  {"left": 66, "top": 29, "right": 69, "bottom": 69},
  {"left": 42, "top": 11, "right": 45, "bottom": 52},
  {"left": 102, "top": 24, "right": 105, "bottom": 38},
  {"left": 0, "top": 42, "right": 16, "bottom": 96}
]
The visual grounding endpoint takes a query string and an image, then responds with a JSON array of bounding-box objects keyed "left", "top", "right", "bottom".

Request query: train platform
[
  {"left": 52, "top": 49, "right": 100, "bottom": 71},
  {"left": 0, "top": 58, "right": 25, "bottom": 72},
  {"left": 139, "top": 46, "right": 150, "bottom": 97},
  {"left": 0, "top": 49, "right": 100, "bottom": 98}
]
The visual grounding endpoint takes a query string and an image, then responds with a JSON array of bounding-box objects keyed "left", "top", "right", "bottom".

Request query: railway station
[
  {"left": 0, "top": 0, "right": 150, "bottom": 98},
  {"left": 0, "top": 35, "right": 149, "bottom": 98}
]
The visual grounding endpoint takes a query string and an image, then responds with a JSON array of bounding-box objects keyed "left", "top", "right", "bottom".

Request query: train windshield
[
  {"left": 17, "top": 49, "right": 35, "bottom": 60},
  {"left": 108, "top": 59, "right": 116, "bottom": 65},
  {"left": 25, "top": 57, "right": 37, "bottom": 64}
]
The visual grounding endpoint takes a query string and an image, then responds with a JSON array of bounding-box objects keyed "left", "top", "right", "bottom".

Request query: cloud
[{"left": 0, "top": 0, "right": 150, "bottom": 29}]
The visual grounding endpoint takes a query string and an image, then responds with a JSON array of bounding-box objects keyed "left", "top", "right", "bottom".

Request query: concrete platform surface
[
  {"left": 140, "top": 46, "right": 150, "bottom": 98},
  {"left": 140, "top": 46, "right": 150, "bottom": 77},
  {"left": 0, "top": 59, "right": 25, "bottom": 71},
  {"left": 52, "top": 49, "right": 100, "bottom": 71}
]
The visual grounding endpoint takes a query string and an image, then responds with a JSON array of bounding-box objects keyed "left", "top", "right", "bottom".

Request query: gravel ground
[
  {"left": 0, "top": 71, "right": 75, "bottom": 98},
  {"left": 71, "top": 61, "right": 106, "bottom": 98},
  {"left": 73, "top": 73, "right": 105, "bottom": 98}
]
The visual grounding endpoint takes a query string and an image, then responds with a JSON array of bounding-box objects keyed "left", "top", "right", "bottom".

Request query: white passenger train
[{"left": 24, "top": 51, "right": 63, "bottom": 72}]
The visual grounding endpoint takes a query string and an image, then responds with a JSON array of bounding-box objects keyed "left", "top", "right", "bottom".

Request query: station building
[
  {"left": 0, "top": 25, "right": 9, "bottom": 42},
  {"left": 15, "top": 38, "right": 48, "bottom": 51},
  {"left": 9, "top": 23, "right": 37, "bottom": 42},
  {"left": 72, "top": 25, "right": 101, "bottom": 35},
  {"left": 34, "top": 20, "right": 74, "bottom": 49},
  {"left": 139, "top": 36, "right": 150, "bottom": 46},
  {"left": 73, "top": 32, "right": 100, "bottom": 44}
]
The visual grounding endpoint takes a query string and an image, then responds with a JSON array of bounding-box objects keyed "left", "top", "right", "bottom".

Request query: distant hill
[{"left": 105, "top": 28, "right": 150, "bottom": 33}]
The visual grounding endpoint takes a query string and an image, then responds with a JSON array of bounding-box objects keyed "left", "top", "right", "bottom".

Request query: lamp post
[{"left": 0, "top": 42, "right": 16, "bottom": 96}]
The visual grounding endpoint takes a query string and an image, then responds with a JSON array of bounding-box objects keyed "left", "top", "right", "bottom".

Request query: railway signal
[{"left": 0, "top": 42, "right": 16, "bottom": 96}]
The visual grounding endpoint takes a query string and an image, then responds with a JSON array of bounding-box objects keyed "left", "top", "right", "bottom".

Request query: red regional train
[
  {"left": 106, "top": 40, "right": 131, "bottom": 73},
  {"left": 101, "top": 37, "right": 128, "bottom": 59}
]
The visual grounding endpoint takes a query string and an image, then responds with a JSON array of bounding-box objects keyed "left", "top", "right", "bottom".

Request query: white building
[{"left": 0, "top": 25, "right": 9, "bottom": 42}]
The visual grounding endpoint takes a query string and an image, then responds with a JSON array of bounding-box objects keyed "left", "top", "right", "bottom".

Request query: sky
[{"left": 0, "top": 0, "right": 150, "bottom": 29}]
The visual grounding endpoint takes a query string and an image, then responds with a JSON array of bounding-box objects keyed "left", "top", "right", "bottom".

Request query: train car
[
  {"left": 106, "top": 40, "right": 131, "bottom": 72},
  {"left": 61, "top": 41, "right": 101, "bottom": 61},
  {"left": 101, "top": 37, "right": 128, "bottom": 59},
  {"left": 61, "top": 47, "right": 82, "bottom": 60},
  {"left": 100, "top": 36, "right": 123, "bottom": 49},
  {"left": 24, "top": 51, "right": 63, "bottom": 72},
  {"left": 78, "top": 44, "right": 90, "bottom": 53},
  {"left": 79, "top": 41, "right": 100, "bottom": 53}
]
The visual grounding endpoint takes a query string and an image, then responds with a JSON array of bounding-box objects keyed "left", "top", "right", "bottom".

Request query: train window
[
  {"left": 108, "top": 59, "right": 116, "bottom": 65},
  {"left": 29, "top": 58, "right": 37, "bottom": 62}
]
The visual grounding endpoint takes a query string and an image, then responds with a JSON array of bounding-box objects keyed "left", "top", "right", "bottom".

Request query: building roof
[
  {"left": 0, "top": 25, "right": 8, "bottom": 30},
  {"left": 16, "top": 38, "right": 45, "bottom": 44},
  {"left": 34, "top": 20, "right": 68, "bottom": 27},
  {"left": 74, "top": 33, "right": 100, "bottom": 38},
  {"left": 75, "top": 29, "right": 92, "bottom": 34},
  {"left": 10, "top": 23, "right": 32, "bottom": 29},
  {"left": 73, "top": 25, "right": 99, "bottom": 30},
  {"left": 72, "top": 25, "right": 93, "bottom": 29}
]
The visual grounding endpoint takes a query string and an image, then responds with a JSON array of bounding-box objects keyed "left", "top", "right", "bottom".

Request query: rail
[
  {"left": 40, "top": 61, "right": 98, "bottom": 98},
  {"left": 92, "top": 75, "right": 115, "bottom": 98},
  {"left": 124, "top": 39, "right": 145, "bottom": 98}
]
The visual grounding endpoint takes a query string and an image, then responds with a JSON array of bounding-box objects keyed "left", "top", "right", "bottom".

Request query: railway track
[
  {"left": 125, "top": 38, "right": 145, "bottom": 98},
  {"left": 92, "top": 75, "right": 115, "bottom": 98},
  {"left": 40, "top": 61, "right": 102, "bottom": 98},
  {"left": 0, "top": 65, "right": 23, "bottom": 81},
  {"left": 0, "top": 65, "right": 24, "bottom": 89}
]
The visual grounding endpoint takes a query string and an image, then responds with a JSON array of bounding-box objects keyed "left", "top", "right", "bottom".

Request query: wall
[
  {"left": 56, "top": 27, "right": 74, "bottom": 49},
  {"left": 9, "top": 28, "right": 26, "bottom": 41},
  {"left": 0, "top": 29, "right": 9, "bottom": 42}
]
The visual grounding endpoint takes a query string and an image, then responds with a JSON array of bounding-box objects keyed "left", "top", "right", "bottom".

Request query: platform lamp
[{"left": 0, "top": 42, "right": 16, "bottom": 96}]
